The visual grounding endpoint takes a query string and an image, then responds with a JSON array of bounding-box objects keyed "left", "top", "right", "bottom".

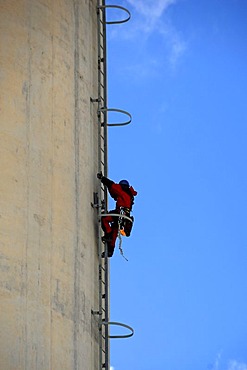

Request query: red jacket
[{"left": 101, "top": 177, "right": 137, "bottom": 210}]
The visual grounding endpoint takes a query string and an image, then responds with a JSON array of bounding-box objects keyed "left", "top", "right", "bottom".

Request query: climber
[{"left": 97, "top": 172, "right": 137, "bottom": 257}]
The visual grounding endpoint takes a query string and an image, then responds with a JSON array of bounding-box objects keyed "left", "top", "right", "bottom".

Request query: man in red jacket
[{"left": 97, "top": 172, "right": 137, "bottom": 257}]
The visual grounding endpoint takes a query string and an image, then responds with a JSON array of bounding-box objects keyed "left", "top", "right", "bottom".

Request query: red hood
[{"left": 130, "top": 186, "right": 137, "bottom": 196}]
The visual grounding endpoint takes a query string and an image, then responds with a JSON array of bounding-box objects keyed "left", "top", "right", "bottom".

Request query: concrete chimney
[{"left": 0, "top": 1, "right": 100, "bottom": 368}]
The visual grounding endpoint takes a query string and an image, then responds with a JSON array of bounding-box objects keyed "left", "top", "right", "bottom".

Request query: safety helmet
[{"left": 119, "top": 180, "right": 129, "bottom": 186}]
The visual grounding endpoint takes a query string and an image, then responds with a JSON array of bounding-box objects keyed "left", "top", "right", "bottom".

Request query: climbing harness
[
  {"left": 117, "top": 207, "right": 134, "bottom": 261},
  {"left": 100, "top": 209, "right": 134, "bottom": 260}
]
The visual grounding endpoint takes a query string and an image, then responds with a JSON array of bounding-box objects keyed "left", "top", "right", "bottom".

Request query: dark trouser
[{"left": 101, "top": 210, "right": 119, "bottom": 256}]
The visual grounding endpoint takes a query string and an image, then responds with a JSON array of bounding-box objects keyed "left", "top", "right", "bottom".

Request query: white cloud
[
  {"left": 110, "top": 367, "right": 115, "bottom": 370},
  {"left": 127, "top": 0, "right": 176, "bottom": 30},
  {"left": 125, "top": 0, "right": 186, "bottom": 69},
  {"left": 211, "top": 351, "right": 222, "bottom": 370},
  {"left": 107, "top": 0, "right": 186, "bottom": 75},
  {"left": 208, "top": 353, "right": 247, "bottom": 370},
  {"left": 159, "top": 21, "right": 187, "bottom": 69},
  {"left": 228, "top": 361, "right": 247, "bottom": 370}
]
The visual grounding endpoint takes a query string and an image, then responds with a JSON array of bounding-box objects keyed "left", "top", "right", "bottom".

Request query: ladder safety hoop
[
  {"left": 99, "top": 108, "right": 132, "bottom": 126},
  {"left": 102, "top": 321, "right": 134, "bottom": 339},
  {"left": 100, "top": 213, "right": 133, "bottom": 223},
  {"left": 97, "top": 5, "right": 131, "bottom": 24}
]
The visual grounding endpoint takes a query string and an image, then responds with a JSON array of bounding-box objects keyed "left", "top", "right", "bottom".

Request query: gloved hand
[{"left": 97, "top": 172, "right": 103, "bottom": 180}]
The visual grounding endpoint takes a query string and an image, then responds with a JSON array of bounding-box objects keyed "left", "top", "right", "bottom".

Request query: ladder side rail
[
  {"left": 101, "top": 4, "right": 110, "bottom": 370},
  {"left": 97, "top": 2, "right": 105, "bottom": 370},
  {"left": 97, "top": 1, "right": 109, "bottom": 369}
]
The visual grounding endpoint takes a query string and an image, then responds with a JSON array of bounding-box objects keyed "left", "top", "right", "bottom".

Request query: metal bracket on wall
[
  {"left": 91, "top": 192, "right": 99, "bottom": 208},
  {"left": 91, "top": 97, "right": 101, "bottom": 103}
]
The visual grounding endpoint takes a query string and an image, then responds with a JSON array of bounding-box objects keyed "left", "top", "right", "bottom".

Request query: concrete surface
[{"left": 0, "top": 0, "right": 100, "bottom": 368}]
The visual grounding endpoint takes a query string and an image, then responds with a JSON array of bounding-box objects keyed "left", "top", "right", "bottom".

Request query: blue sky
[{"left": 103, "top": 1, "right": 247, "bottom": 369}]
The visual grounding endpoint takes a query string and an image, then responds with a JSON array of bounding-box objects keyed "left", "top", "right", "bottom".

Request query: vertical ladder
[
  {"left": 91, "top": 3, "right": 132, "bottom": 370},
  {"left": 97, "top": 1, "right": 109, "bottom": 369}
]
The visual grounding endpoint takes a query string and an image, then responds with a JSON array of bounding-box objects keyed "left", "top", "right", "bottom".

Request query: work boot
[
  {"left": 102, "top": 232, "right": 112, "bottom": 243},
  {"left": 107, "top": 245, "right": 114, "bottom": 257},
  {"left": 101, "top": 250, "right": 113, "bottom": 258},
  {"left": 101, "top": 243, "right": 114, "bottom": 258}
]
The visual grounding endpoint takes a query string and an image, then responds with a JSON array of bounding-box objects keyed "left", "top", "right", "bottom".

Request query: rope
[
  {"left": 117, "top": 212, "right": 128, "bottom": 261},
  {"left": 118, "top": 231, "right": 128, "bottom": 261}
]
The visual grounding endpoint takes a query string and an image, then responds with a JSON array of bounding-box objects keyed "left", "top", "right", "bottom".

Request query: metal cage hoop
[
  {"left": 102, "top": 321, "right": 134, "bottom": 339},
  {"left": 99, "top": 108, "right": 132, "bottom": 127},
  {"left": 97, "top": 5, "right": 131, "bottom": 24}
]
